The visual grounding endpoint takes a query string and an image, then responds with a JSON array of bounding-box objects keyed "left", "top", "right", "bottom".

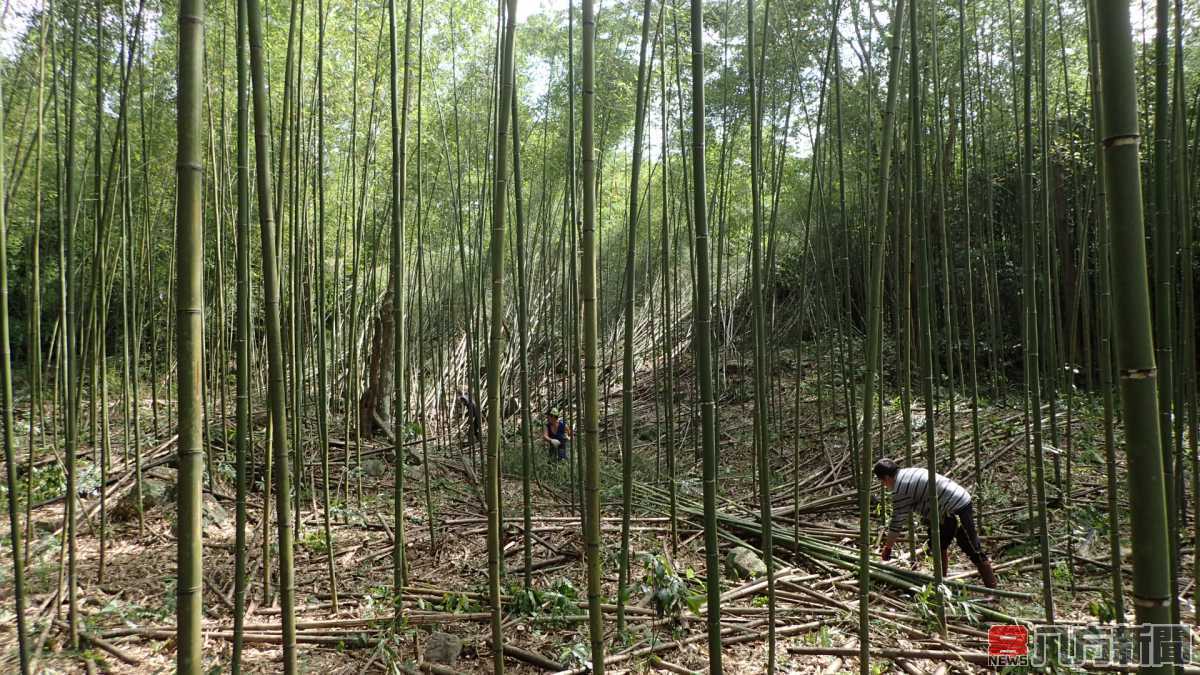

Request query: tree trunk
[{"left": 360, "top": 290, "right": 395, "bottom": 432}]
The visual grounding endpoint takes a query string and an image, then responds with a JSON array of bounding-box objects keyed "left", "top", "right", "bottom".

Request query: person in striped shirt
[{"left": 873, "top": 457, "right": 998, "bottom": 589}]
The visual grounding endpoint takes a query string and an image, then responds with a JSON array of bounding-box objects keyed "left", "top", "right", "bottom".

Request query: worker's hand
[{"left": 880, "top": 544, "right": 892, "bottom": 561}]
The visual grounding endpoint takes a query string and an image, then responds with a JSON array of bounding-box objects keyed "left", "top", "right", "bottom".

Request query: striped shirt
[{"left": 887, "top": 467, "right": 972, "bottom": 533}]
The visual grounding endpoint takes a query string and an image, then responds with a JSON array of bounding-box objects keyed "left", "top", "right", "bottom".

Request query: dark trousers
[
  {"left": 546, "top": 439, "right": 569, "bottom": 461},
  {"left": 930, "top": 503, "right": 987, "bottom": 566}
]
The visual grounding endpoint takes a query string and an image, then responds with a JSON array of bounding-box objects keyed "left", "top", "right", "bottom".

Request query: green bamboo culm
[
  {"left": 617, "top": 0, "right": 655, "bottom": 638},
  {"left": 90, "top": 0, "right": 108, "bottom": 585},
  {"left": 510, "top": 80, "right": 534, "bottom": 590},
  {"left": 856, "top": 0, "right": 907, "bottom": 667},
  {"left": 1021, "top": 0, "right": 1055, "bottom": 624},
  {"left": 174, "top": 0, "right": 206, "bottom": 666},
  {"left": 246, "top": 0, "right": 298, "bottom": 665},
  {"left": 315, "top": 0, "right": 339, "bottom": 613},
  {"left": 688, "top": 0, "right": 724, "bottom": 666},
  {"left": 1094, "top": 3, "right": 1175, "bottom": 670},
  {"left": 1175, "top": 0, "right": 1200, "bottom": 630},
  {"left": 485, "top": 0, "right": 517, "bottom": 670},
  {"left": 580, "top": 0, "right": 606, "bottom": 669},
  {"left": 659, "top": 30, "right": 678, "bottom": 557},
  {"left": 958, "top": 0, "right": 983, "bottom": 522},
  {"left": 24, "top": 1, "right": 50, "bottom": 566},
  {"left": 907, "top": 0, "right": 945, "bottom": 629},
  {"left": 121, "top": 1, "right": 146, "bottom": 537},
  {"left": 232, "top": 0, "right": 252, "bottom": 664},
  {"left": 1083, "top": 0, "right": 1124, "bottom": 624},
  {"left": 745, "top": 0, "right": 775, "bottom": 668},
  {"left": 909, "top": 0, "right": 946, "bottom": 631},
  {"left": 62, "top": 0, "right": 82, "bottom": 647},
  {"left": 1149, "top": 0, "right": 1177, "bottom": 623},
  {"left": 0, "top": 57, "right": 32, "bottom": 675},
  {"left": 388, "top": 0, "right": 414, "bottom": 607},
  {"left": 415, "top": 0, "right": 435, "bottom": 562}
]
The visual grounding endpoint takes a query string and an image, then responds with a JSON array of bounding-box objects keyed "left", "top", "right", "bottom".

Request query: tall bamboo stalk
[
  {"left": 121, "top": 3, "right": 146, "bottom": 535},
  {"left": 688, "top": 0, "right": 723, "bottom": 666},
  {"left": 659, "top": 23, "right": 678, "bottom": 556},
  {"left": 232, "top": 0, "right": 250, "bottom": 664},
  {"left": 1150, "top": 0, "right": 1178, "bottom": 623},
  {"left": 62, "top": 0, "right": 81, "bottom": 645},
  {"left": 1022, "top": 0, "right": 1055, "bottom": 623},
  {"left": 1174, "top": 0, "right": 1199, "bottom": 630},
  {"left": 617, "top": 0, "right": 655, "bottom": 637},
  {"left": 92, "top": 0, "right": 109, "bottom": 584},
  {"left": 857, "top": 0, "right": 906, "bottom": 666},
  {"left": 315, "top": 0, "right": 338, "bottom": 612},
  {"left": 579, "top": 0, "right": 605, "bottom": 669},
  {"left": 746, "top": 0, "right": 775, "bottom": 668},
  {"left": 1084, "top": 0, "right": 1124, "bottom": 623},
  {"left": 246, "top": 0, "right": 298, "bottom": 665},
  {"left": 388, "top": 0, "right": 415, "bottom": 607},
  {"left": 485, "top": 0, "right": 517, "bottom": 671},
  {"left": 0, "top": 54, "right": 32, "bottom": 675},
  {"left": 958, "top": 0, "right": 982, "bottom": 518},
  {"left": 24, "top": 0, "right": 51, "bottom": 569},
  {"left": 175, "top": 0, "right": 206, "bottom": 666},
  {"left": 1094, "top": 5, "right": 1175, "bottom": 671},
  {"left": 415, "top": 0, "right": 434, "bottom": 561},
  {"left": 909, "top": 0, "right": 945, "bottom": 630},
  {"left": 512, "top": 70, "right": 534, "bottom": 589}
]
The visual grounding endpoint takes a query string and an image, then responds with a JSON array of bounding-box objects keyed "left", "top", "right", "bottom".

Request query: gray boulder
[
  {"left": 362, "top": 458, "right": 388, "bottom": 477},
  {"left": 725, "top": 546, "right": 767, "bottom": 580},
  {"left": 113, "top": 472, "right": 173, "bottom": 521},
  {"left": 425, "top": 632, "right": 462, "bottom": 665},
  {"left": 171, "top": 493, "right": 230, "bottom": 537}
]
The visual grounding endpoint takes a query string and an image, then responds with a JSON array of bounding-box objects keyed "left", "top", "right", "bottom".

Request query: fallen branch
[
  {"left": 784, "top": 646, "right": 1200, "bottom": 673},
  {"left": 53, "top": 620, "right": 141, "bottom": 666},
  {"left": 488, "top": 641, "right": 563, "bottom": 671},
  {"left": 99, "top": 626, "right": 376, "bottom": 648},
  {"left": 398, "top": 662, "right": 471, "bottom": 675},
  {"left": 649, "top": 656, "right": 699, "bottom": 674}
]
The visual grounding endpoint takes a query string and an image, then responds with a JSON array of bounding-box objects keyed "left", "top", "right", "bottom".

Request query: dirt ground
[{"left": 0, "top": 357, "right": 1153, "bottom": 673}]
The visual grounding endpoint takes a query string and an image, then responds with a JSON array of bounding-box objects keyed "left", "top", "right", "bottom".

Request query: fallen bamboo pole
[
  {"left": 784, "top": 646, "right": 1200, "bottom": 674},
  {"left": 52, "top": 620, "right": 141, "bottom": 666}
]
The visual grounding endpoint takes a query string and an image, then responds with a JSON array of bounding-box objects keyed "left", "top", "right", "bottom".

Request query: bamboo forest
[{"left": 0, "top": 0, "right": 1198, "bottom": 670}]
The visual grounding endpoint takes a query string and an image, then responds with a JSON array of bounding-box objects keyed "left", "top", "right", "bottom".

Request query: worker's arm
[{"left": 880, "top": 494, "right": 911, "bottom": 560}]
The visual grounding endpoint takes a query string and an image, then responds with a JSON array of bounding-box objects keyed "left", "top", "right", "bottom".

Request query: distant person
[
  {"left": 873, "top": 457, "right": 997, "bottom": 589},
  {"left": 542, "top": 408, "right": 572, "bottom": 461},
  {"left": 457, "top": 391, "right": 481, "bottom": 442}
]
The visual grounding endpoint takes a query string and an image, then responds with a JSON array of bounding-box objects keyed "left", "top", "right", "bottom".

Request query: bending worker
[
  {"left": 456, "top": 391, "right": 481, "bottom": 442},
  {"left": 542, "top": 408, "right": 572, "bottom": 461},
  {"left": 874, "top": 457, "right": 998, "bottom": 589}
]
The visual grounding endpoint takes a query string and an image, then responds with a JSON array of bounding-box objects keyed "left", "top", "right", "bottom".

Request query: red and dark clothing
[
  {"left": 546, "top": 419, "right": 569, "bottom": 460},
  {"left": 931, "top": 502, "right": 987, "bottom": 567}
]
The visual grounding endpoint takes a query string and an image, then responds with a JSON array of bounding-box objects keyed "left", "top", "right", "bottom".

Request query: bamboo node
[
  {"left": 1104, "top": 134, "right": 1139, "bottom": 148},
  {"left": 1132, "top": 594, "right": 1171, "bottom": 608},
  {"left": 1119, "top": 367, "right": 1155, "bottom": 380}
]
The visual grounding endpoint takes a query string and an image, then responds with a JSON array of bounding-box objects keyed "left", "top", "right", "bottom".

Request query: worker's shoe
[{"left": 976, "top": 559, "right": 998, "bottom": 589}]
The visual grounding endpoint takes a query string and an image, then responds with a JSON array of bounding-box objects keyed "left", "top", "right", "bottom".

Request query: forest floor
[{"left": 0, "top": 351, "right": 1169, "bottom": 674}]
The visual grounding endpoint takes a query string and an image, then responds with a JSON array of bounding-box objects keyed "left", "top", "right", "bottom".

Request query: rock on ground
[
  {"left": 425, "top": 632, "right": 462, "bottom": 665},
  {"left": 170, "top": 492, "right": 230, "bottom": 537},
  {"left": 725, "top": 546, "right": 767, "bottom": 580},
  {"left": 112, "top": 468, "right": 175, "bottom": 521}
]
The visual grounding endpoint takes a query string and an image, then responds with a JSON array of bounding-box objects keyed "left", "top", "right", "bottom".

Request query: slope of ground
[{"left": 0, "top": 352, "right": 1161, "bottom": 674}]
